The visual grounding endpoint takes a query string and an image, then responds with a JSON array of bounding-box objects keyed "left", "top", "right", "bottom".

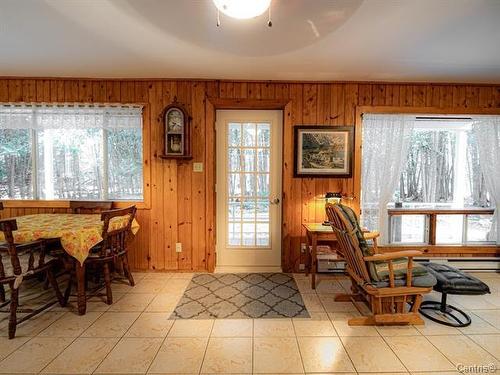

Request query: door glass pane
[
  {"left": 228, "top": 148, "right": 241, "bottom": 172},
  {"left": 228, "top": 123, "right": 241, "bottom": 146},
  {"left": 226, "top": 121, "right": 272, "bottom": 248}
]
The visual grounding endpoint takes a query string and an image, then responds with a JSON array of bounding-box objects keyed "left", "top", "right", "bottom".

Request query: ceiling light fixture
[{"left": 213, "top": 0, "right": 272, "bottom": 27}]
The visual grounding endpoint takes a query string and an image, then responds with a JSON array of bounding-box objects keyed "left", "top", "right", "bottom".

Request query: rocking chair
[{"left": 325, "top": 203, "right": 436, "bottom": 326}]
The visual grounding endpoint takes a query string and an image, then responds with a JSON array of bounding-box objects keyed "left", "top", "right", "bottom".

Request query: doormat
[{"left": 170, "top": 273, "right": 310, "bottom": 319}]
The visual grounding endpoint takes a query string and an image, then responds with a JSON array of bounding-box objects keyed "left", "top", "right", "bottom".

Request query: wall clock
[{"left": 160, "top": 98, "right": 192, "bottom": 159}]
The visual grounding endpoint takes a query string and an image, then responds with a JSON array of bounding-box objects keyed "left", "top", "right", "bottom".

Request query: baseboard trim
[{"left": 215, "top": 266, "right": 283, "bottom": 273}]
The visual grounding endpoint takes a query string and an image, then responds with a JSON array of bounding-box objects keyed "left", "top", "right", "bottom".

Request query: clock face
[{"left": 167, "top": 108, "right": 184, "bottom": 133}]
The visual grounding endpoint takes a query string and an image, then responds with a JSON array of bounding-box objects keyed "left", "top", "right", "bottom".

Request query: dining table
[{"left": 0, "top": 213, "right": 140, "bottom": 314}]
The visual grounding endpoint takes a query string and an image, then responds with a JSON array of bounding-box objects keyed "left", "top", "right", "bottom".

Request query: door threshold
[{"left": 215, "top": 266, "right": 283, "bottom": 273}]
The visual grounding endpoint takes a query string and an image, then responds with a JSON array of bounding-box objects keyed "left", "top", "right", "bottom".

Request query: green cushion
[{"left": 334, "top": 204, "right": 429, "bottom": 283}]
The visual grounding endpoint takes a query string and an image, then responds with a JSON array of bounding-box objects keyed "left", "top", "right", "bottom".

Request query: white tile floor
[{"left": 0, "top": 271, "right": 498, "bottom": 374}]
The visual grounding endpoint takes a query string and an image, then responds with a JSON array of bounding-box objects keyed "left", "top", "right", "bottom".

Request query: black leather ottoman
[{"left": 419, "top": 263, "right": 491, "bottom": 327}]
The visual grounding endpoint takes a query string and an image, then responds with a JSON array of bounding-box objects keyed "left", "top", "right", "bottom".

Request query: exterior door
[{"left": 216, "top": 110, "right": 282, "bottom": 272}]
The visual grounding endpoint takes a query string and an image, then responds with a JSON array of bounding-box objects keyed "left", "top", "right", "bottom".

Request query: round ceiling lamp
[{"left": 212, "top": 0, "right": 271, "bottom": 19}]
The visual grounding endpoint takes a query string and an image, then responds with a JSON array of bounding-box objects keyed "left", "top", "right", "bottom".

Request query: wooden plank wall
[{"left": 0, "top": 78, "right": 499, "bottom": 272}]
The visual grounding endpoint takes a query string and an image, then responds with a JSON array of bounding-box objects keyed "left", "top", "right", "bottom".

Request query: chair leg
[
  {"left": 76, "top": 263, "right": 87, "bottom": 315},
  {"left": 103, "top": 262, "right": 113, "bottom": 305},
  {"left": 8, "top": 285, "right": 19, "bottom": 339},
  {"left": 121, "top": 254, "right": 135, "bottom": 287},
  {"left": 47, "top": 268, "right": 66, "bottom": 307},
  {"left": 0, "top": 284, "right": 5, "bottom": 303}
]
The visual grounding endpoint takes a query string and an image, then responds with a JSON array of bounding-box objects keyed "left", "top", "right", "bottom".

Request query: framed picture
[{"left": 294, "top": 126, "right": 354, "bottom": 177}]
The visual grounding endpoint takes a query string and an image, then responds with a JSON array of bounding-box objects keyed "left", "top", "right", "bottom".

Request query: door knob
[{"left": 270, "top": 198, "right": 280, "bottom": 205}]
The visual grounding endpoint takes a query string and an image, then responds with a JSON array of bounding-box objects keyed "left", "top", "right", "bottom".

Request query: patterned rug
[{"left": 170, "top": 273, "right": 310, "bottom": 319}]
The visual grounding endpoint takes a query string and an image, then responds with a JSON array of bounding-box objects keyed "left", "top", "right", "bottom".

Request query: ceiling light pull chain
[
  {"left": 267, "top": 2, "right": 272, "bottom": 27},
  {"left": 217, "top": 8, "right": 221, "bottom": 27}
]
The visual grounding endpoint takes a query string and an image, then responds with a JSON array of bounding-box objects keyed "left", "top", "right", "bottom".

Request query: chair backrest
[
  {"left": 325, "top": 203, "right": 372, "bottom": 284},
  {"left": 99, "top": 206, "right": 137, "bottom": 257},
  {"left": 70, "top": 201, "right": 113, "bottom": 214},
  {"left": 0, "top": 219, "right": 46, "bottom": 278}
]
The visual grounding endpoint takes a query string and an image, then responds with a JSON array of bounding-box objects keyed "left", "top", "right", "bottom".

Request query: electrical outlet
[
  {"left": 193, "top": 162, "right": 203, "bottom": 172},
  {"left": 299, "top": 263, "right": 305, "bottom": 270},
  {"left": 175, "top": 242, "right": 182, "bottom": 253},
  {"left": 300, "top": 243, "right": 307, "bottom": 253}
]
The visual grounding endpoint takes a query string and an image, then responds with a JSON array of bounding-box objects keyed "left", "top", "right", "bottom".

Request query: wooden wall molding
[{"left": 0, "top": 79, "right": 499, "bottom": 271}]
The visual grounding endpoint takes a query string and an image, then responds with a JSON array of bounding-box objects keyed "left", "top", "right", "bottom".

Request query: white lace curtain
[
  {"left": 0, "top": 104, "right": 143, "bottom": 130},
  {"left": 472, "top": 116, "right": 500, "bottom": 244},
  {"left": 361, "top": 114, "right": 415, "bottom": 244}
]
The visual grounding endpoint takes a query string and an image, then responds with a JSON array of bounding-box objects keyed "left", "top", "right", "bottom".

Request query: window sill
[{"left": 1, "top": 200, "right": 150, "bottom": 210}]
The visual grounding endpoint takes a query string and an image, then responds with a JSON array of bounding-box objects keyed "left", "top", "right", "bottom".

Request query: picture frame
[{"left": 294, "top": 126, "right": 354, "bottom": 177}]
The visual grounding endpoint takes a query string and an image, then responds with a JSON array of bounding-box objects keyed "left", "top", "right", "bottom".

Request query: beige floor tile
[
  {"left": 427, "top": 334, "right": 499, "bottom": 367},
  {"left": 385, "top": 336, "right": 455, "bottom": 372},
  {"left": 95, "top": 337, "right": 163, "bottom": 374},
  {"left": 376, "top": 325, "right": 421, "bottom": 336},
  {"left": 459, "top": 312, "right": 499, "bottom": 334},
  {"left": 301, "top": 294, "right": 326, "bottom": 312},
  {"left": 82, "top": 312, "right": 140, "bottom": 337},
  {"left": 449, "top": 295, "right": 497, "bottom": 310},
  {"left": 253, "top": 337, "right": 304, "bottom": 374},
  {"left": 357, "top": 373, "right": 409, "bottom": 375},
  {"left": 0, "top": 311, "right": 65, "bottom": 337},
  {"left": 145, "top": 293, "right": 182, "bottom": 312},
  {"left": 42, "top": 337, "right": 119, "bottom": 374},
  {"left": 160, "top": 278, "right": 191, "bottom": 294},
  {"left": 211, "top": 319, "right": 253, "bottom": 337},
  {"left": 295, "top": 279, "right": 315, "bottom": 294},
  {"left": 298, "top": 337, "right": 355, "bottom": 373},
  {"left": 201, "top": 337, "right": 252, "bottom": 374},
  {"left": 330, "top": 312, "right": 379, "bottom": 337},
  {"left": 0, "top": 337, "right": 73, "bottom": 374},
  {"left": 293, "top": 319, "right": 337, "bottom": 336},
  {"left": 127, "top": 279, "right": 169, "bottom": 294},
  {"left": 125, "top": 313, "right": 174, "bottom": 337},
  {"left": 168, "top": 319, "right": 214, "bottom": 337},
  {"left": 408, "top": 372, "right": 459, "bottom": 375},
  {"left": 38, "top": 311, "right": 102, "bottom": 338},
  {"left": 0, "top": 336, "right": 30, "bottom": 361},
  {"left": 254, "top": 319, "right": 295, "bottom": 337},
  {"left": 143, "top": 272, "right": 174, "bottom": 280},
  {"left": 315, "top": 280, "right": 346, "bottom": 294},
  {"left": 108, "top": 293, "right": 156, "bottom": 312},
  {"left": 170, "top": 272, "right": 193, "bottom": 280},
  {"left": 319, "top": 295, "right": 357, "bottom": 312},
  {"left": 468, "top": 334, "right": 500, "bottom": 359},
  {"left": 474, "top": 309, "right": 500, "bottom": 327},
  {"left": 416, "top": 318, "right": 462, "bottom": 335},
  {"left": 341, "top": 336, "right": 406, "bottom": 373},
  {"left": 148, "top": 337, "right": 208, "bottom": 374}
]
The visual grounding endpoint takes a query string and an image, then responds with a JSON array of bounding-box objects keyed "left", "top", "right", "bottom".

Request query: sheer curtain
[
  {"left": 361, "top": 114, "right": 415, "bottom": 244},
  {"left": 472, "top": 116, "right": 500, "bottom": 244}
]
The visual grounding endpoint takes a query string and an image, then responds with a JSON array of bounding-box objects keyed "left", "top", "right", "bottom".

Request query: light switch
[{"left": 193, "top": 162, "right": 203, "bottom": 172}]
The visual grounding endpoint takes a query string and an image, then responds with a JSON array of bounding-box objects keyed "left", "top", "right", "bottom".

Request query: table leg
[
  {"left": 305, "top": 232, "right": 311, "bottom": 277},
  {"left": 76, "top": 263, "right": 87, "bottom": 315},
  {"left": 311, "top": 234, "right": 318, "bottom": 289}
]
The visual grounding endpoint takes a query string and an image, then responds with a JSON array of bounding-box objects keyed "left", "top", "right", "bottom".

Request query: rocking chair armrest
[
  {"left": 363, "top": 250, "right": 423, "bottom": 262},
  {"left": 363, "top": 230, "right": 380, "bottom": 240}
]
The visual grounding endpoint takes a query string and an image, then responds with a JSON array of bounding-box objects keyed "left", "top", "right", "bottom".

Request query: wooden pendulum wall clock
[{"left": 159, "top": 97, "right": 192, "bottom": 160}]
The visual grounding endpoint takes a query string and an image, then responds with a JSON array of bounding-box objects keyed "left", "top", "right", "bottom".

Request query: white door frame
[{"left": 215, "top": 110, "right": 283, "bottom": 273}]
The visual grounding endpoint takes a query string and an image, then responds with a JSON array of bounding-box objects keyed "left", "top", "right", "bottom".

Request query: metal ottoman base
[{"left": 419, "top": 293, "right": 471, "bottom": 327}]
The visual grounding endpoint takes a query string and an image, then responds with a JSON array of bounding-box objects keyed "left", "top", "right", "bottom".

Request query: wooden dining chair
[
  {"left": 325, "top": 203, "right": 436, "bottom": 326},
  {"left": 0, "top": 219, "right": 66, "bottom": 339},
  {"left": 69, "top": 201, "right": 113, "bottom": 214},
  {"left": 65, "top": 205, "right": 137, "bottom": 309}
]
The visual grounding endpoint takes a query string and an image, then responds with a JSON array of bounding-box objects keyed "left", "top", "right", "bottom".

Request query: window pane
[
  {"left": 228, "top": 148, "right": 240, "bottom": 172},
  {"left": 256, "top": 199, "right": 269, "bottom": 221},
  {"left": 467, "top": 214, "right": 494, "bottom": 242},
  {"left": 228, "top": 173, "right": 241, "bottom": 196},
  {"left": 257, "top": 149, "right": 270, "bottom": 172},
  {"left": 436, "top": 215, "right": 463, "bottom": 244},
  {"left": 256, "top": 223, "right": 270, "bottom": 246},
  {"left": 107, "top": 129, "right": 143, "bottom": 200},
  {"left": 0, "top": 129, "right": 33, "bottom": 199},
  {"left": 257, "top": 123, "right": 270, "bottom": 147},
  {"left": 242, "top": 149, "right": 256, "bottom": 171},
  {"left": 37, "top": 128, "right": 103, "bottom": 200},
  {"left": 228, "top": 198, "right": 241, "bottom": 221},
  {"left": 242, "top": 123, "right": 256, "bottom": 146},
  {"left": 241, "top": 199, "right": 256, "bottom": 220},
  {"left": 228, "top": 222, "right": 241, "bottom": 246},
  {"left": 242, "top": 222, "right": 255, "bottom": 246},
  {"left": 228, "top": 123, "right": 241, "bottom": 146},
  {"left": 390, "top": 215, "right": 426, "bottom": 243}
]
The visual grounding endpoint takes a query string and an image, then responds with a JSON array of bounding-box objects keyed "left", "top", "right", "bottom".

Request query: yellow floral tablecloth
[{"left": 0, "top": 214, "right": 140, "bottom": 264}]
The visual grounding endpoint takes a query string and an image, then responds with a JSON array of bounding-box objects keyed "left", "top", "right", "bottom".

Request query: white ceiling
[{"left": 1, "top": 0, "right": 500, "bottom": 83}]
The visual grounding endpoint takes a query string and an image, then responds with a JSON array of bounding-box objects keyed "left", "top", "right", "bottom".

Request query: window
[
  {"left": 0, "top": 104, "right": 143, "bottom": 201},
  {"left": 390, "top": 119, "right": 494, "bottom": 244}
]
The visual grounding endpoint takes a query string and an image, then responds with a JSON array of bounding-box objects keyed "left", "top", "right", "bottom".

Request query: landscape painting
[{"left": 294, "top": 126, "right": 354, "bottom": 177}]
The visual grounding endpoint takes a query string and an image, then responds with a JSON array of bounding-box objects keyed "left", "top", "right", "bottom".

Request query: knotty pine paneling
[{"left": 0, "top": 78, "right": 499, "bottom": 272}]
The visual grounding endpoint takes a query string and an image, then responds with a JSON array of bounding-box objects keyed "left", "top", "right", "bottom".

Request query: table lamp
[{"left": 323, "top": 192, "right": 342, "bottom": 225}]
